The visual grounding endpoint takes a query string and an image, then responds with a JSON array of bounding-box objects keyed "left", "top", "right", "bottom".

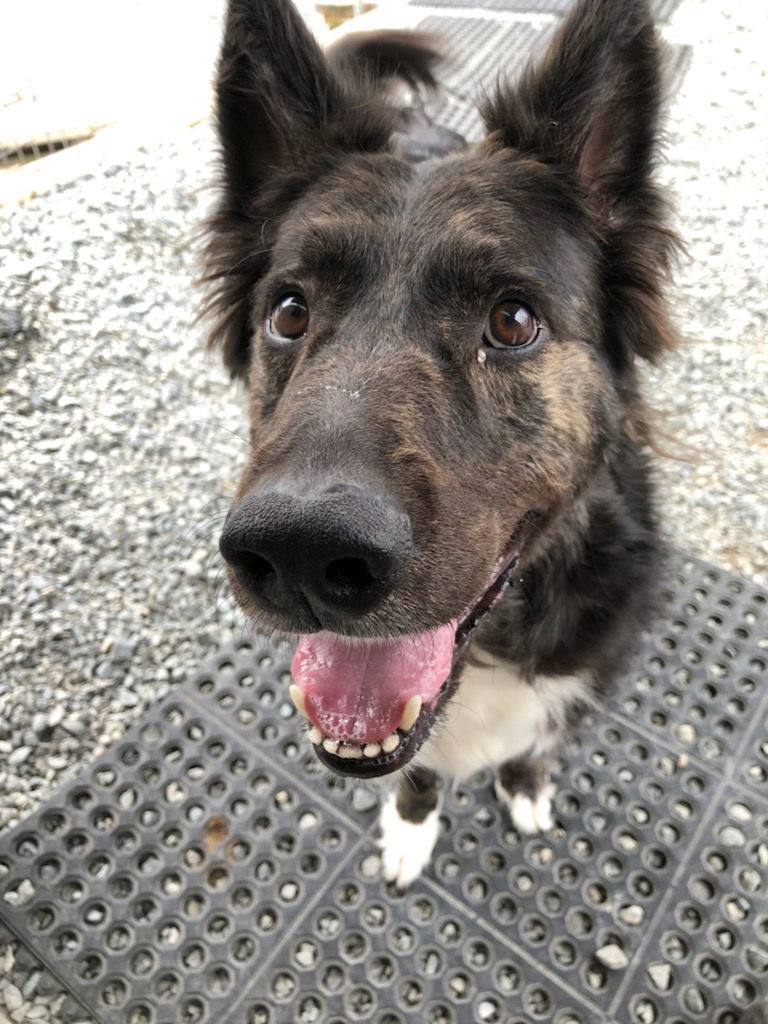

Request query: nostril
[
  {"left": 324, "top": 557, "right": 377, "bottom": 600},
  {"left": 231, "top": 551, "right": 276, "bottom": 588}
]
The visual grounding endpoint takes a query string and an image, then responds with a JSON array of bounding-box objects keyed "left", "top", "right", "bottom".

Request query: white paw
[
  {"left": 378, "top": 792, "right": 440, "bottom": 889},
  {"left": 497, "top": 782, "right": 556, "bottom": 834}
]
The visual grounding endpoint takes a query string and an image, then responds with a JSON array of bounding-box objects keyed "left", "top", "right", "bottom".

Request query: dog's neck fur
[{"left": 477, "top": 439, "right": 658, "bottom": 687}]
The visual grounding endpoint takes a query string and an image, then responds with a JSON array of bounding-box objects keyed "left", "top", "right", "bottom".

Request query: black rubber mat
[
  {"left": 414, "top": 12, "right": 692, "bottom": 143},
  {"left": 409, "top": 0, "right": 683, "bottom": 22},
  {"left": 0, "top": 550, "right": 766, "bottom": 1023}
]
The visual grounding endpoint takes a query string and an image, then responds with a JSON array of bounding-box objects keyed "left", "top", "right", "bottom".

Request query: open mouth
[{"left": 289, "top": 512, "right": 541, "bottom": 778}]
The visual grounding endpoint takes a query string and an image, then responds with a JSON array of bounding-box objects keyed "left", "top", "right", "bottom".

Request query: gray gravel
[{"left": 0, "top": 0, "right": 766, "bottom": 1017}]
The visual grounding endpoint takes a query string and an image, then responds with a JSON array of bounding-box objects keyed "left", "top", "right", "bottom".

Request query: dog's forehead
[{"left": 278, "top": 149, "right": 596, "bottom": 305}]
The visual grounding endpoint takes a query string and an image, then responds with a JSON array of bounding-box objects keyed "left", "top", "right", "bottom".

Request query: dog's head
[{"left": 204, "top": 0, "right": 676, "bottom": 777}]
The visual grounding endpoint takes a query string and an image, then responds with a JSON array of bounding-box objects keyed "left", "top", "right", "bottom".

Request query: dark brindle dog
[{"left": 204, "top": 0, "right": 677, "bottom": 886}]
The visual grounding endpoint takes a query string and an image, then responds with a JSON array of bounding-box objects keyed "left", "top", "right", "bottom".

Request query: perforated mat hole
[
  {"left": 321, "top": 962, "right": 348, "bottom": 996},
  {"left": 115, "top": 827, "right": 139, "bottom": 855},
  {"left": 34, "top": 854, "right": 62, "bottom": 884},
  {"left": 180, "top": 940, "right": 207, "bottom": 972},
  {"left": 425, "top": 1004, "right": 455, "bottom": 1024},
  {"left": 642, "top": 846, "right": 668, "bottom": 871},
  {"left": 182, "top": 890, "right": 207, "bottom": 919},
  {"left": 231, "top": 932, "right": 259, "bottom": 964},
  {"left": 631, "top": 996, "right": 658, "bottom": 1023},
  {"left": 256, "top": 905, "right": 280, "bottom": 934},
  {"left": 487, "top": 895, "right": 518, "bottom": 930},
  {"left": 390, "top": 924, "right": 417, "bottom": 956},
  {"left": 247, "top": 1003, "right": 271, "bottom": 1024},
  {"left": 553, "top": 860, "right": 578, "bottom": 889},
  {"left": 231, "top": 888, "right": 256, "bottom": 913},
  {"left": 75, "top": 951, "right": 106, "bottom": 981},
  {"left": 157, "top": 917, "right": 184, "bottom": 948},
  {"left": 106, "top": 923, "right": 133, "bottom": 952},
  {"left": 108, "top": 873, "right": 136, "bottom": 901},
  {"left": 681, "top": 984, "right": 709, "bottom": 1016},
  {"left": 183, "top": 845, "right": 205, "bottom": 869},
  {"left": 26, "top": 901, "right": 56, "bottom": 933},
  {"left": 53, "top": 926, "right": 81, "bottom": 956},
  {"left": 133, "top": 895, "right": 160, "bottom": 925},
  {"left": 180, "top": 996, "right": 207, "bottom": 1023},
  {"left": 126, "top": 1002, "right": 155, "bottom": 1024},
  {"left": 101, "top": 976, "right": 129, "bottom": 1007},
  {"left": 205, "top": 962, "right": 235, "bottom": 996},
  {"left": 565, "top": 908, "right": 594, "bottom": 938},
  {"left": 207, "top": 865, "right": 231, "bottom": 891},
  {"left": 139, "top": 805, "right": 164, "bottom": 831},
  {"left": 363, "top": 954, "right": 395, "bottom": 992},
  {"left": 457, "top": 830, "right": 479, "bottom": 855},
  {"left": 58, "top": 876, "right": 85, "bottom": 904},
  {"left": 82, "top": 899, "right": 109, "bottom": 928},
  {"left": 346, "top": 984, "right": 376, "bottom": 1018},
  {"left": 744, "top": 942, "right": 768, "bottom": 973},
  {"left": 205, "top": 911, "right": 232, "bottom": 942},
  {"left": 712, "top": 924, "right": 736, "bottom": 953},
  {"left": 521, "top": 914, "right": 549, "bottom": 946},
  {"left": 657, "top": 820, "right": 681, "bottom": 845}
]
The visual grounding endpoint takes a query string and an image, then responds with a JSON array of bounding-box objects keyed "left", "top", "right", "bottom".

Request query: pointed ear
[
  {"left": 483, "top": 0, "right": 662, "bottom": 214},
  {"left": 203, "top": 0, "right": 394, "bottom": 377},
  {"left": 482, "top": 0, "right": 678, "bottom": 366}
]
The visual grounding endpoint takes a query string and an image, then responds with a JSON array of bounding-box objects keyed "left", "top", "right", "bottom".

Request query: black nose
[{"left": 219, "top": 482, "right": 413, "bottom": 622}]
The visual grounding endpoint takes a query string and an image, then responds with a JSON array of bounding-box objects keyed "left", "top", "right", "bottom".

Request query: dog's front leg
[
  {"left": 379, "top": 767, "right": 441, "bottom": 889},
  {"left": 495, "top": 755, "right": 555, "bottom": 834}
]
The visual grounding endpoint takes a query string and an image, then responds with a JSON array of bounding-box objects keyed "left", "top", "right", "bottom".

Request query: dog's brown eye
[
  {"left": 268, "top": 294, "right": 309, "bottom": 340},
  {"left": 484, "top": 300, "right": 541, "bottom": 350}
]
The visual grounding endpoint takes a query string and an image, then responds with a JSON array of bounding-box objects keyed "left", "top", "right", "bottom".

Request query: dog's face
[{"left": 205, "top": 0, "right": 675, "bottom": 777}]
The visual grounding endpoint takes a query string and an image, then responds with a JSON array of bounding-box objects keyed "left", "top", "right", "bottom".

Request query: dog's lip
[{"left": 302, "top": 510, "right": 543, "bottom": 778}]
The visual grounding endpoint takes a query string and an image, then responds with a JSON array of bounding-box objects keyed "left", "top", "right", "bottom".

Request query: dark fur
[{"left": 203, "top": 0, "right": 677, "bottom": 781}]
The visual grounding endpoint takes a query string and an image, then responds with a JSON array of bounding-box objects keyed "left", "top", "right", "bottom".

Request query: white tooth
[
  {"left": 363, "top": 743, "right": 382, "bottom": 758},
  {"left": 338, "top": 743, "right": 363, "bottom": 759},
  {"left": 381, "top": 733, "right": 400, "bottom": 754},
  {"left": 398, "top": 695, "right": 422, "bottom": 734},
  {"left": 308, "top": 726, "right": 324, "bottom": 745},
  {"left": 289, "top": 684, "right": 309, "bottom": 719},
  {"left": 323, "top": 738, "right": 340, "bottom": 754}
]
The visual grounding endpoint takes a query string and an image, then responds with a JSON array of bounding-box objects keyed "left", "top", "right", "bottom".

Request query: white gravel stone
[{"left": 595, "top": 943, "right": 630, "bottom": 971}]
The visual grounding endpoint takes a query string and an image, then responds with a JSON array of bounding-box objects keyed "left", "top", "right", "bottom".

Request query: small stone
[
  {"left": 294, "top": 942, "right": 315, "bottom": 968},
  {"left": 3, "top": 985, "right": 23, "bottom": 1012},
  {"left": 3, "top": 879, "right": 35, "bottom": 907},
  {"left": 350, "top": 787, "right": 377, "bottom": 813},
  {"left": 11, "top": 1003, "right": 31, "bottom": 1024},
  {"left": 647, "top": 962, "right": 672, "bottom": 990},
  {"left": 595, "top": 943, "right": 629, "bottom": 970},
  {"left": 8, "top": 747, "right": 32, "bottom": 767},
  {"left": 360, "top": 855, "right": 381, "bottom": 879},
  {"left": 61, "top": 715, "right": 85, "bottom": 736},
  {"left": 619, "top": 904, "right": 645, "bottom": 926},
  {"left": 676, "top": 723, "right": 696, "bottom": 744}
]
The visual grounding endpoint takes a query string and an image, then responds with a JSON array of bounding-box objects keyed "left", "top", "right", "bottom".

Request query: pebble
[
  {"left": 648, "top": 962, "right": 673, "bottom": 990},
  {"left": 595, "top": 943, "right": 630, "bottom": 970},
  {"left": 6, "top": 749, "right": 31, "bottom": 768},
  {"left": 1, "top": 989, "right": 21, "bottom": 1014},
  {"left": 618, "top": 904, "right": 645, "bottom": 926}
]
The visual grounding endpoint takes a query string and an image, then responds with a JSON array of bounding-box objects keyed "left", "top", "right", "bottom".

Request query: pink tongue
[{"left": 291, "top": 623, "right": 456, "bottom": 744}]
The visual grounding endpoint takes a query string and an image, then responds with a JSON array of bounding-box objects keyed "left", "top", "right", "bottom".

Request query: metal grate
[
  {"left": 409, "top": 0, "right": 683, "bottom": 22},
  {"left": 0, "top": 551, "right": 765, "bottom": 1023}
]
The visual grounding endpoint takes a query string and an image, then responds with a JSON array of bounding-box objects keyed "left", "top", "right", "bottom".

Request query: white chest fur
[{"left": 414, "top": 657, "right": 593, "bottom": 781}]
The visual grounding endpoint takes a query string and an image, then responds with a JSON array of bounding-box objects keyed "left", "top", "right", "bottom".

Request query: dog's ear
[
  {"left": 482, "top": 0, "right": 677, "bottom": 365},
  {"left": 204, "top": 0, "right": 394, "bottom": 377},
  {"left": 483, "top": 0, "right": 661, "bottom": 209}
]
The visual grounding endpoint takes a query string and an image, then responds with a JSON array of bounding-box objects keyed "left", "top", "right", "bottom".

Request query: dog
[{"left": 203, "top": 0, "right": 677, "bottom": 888}]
